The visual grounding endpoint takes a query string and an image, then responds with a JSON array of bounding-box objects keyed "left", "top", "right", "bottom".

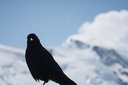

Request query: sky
[{"left": 0, "top": 0, "right": 128, "bottom": 49}]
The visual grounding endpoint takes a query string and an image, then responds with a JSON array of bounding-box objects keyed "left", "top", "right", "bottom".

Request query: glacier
[{"left": 0, "top": 10, "right": 128, "bottom": 85}]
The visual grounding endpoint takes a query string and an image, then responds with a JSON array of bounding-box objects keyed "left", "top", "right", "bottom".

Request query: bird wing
[
  {"left": 40, "top": 48, "right": 63, "bottom": 72},
  {"left": 40, "top": 48, "right": 77, "bottom": 85},
  {"left": 40, "top": 48, "right": 66, "bottom": 80}
]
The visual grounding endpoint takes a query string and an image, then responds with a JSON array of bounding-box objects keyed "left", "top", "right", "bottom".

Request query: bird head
[{"left": 27, "top": 33, "right": 41, "bottom": 47}]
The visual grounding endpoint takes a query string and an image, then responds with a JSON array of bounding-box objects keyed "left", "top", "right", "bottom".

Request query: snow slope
[
  {"left": 0, "top": 44, "right": 37, "bottom": 85},
  {"left": 0, "top": 10, "right": 128, "bottom": 85}
]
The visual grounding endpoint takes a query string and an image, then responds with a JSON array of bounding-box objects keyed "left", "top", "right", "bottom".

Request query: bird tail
[
  {"left": 59, "top": 74, "right": 77, "bottom": 85},
  {"left": 63, "top": 78, "right": 77, "bottom": 85}
]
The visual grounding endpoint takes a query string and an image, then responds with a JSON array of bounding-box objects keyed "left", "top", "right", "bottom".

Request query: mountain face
[
  {"left": 0, "top": 10, "right": 128, "bottom": 85},
  {"left": 60, "top": 38, "right": 128, "bottom": 85},
  {"left": 0, "top": 39, "right": 128, "bottom": 85}
]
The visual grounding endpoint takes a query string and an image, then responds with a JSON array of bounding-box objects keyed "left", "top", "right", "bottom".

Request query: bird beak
[{"left": 30, "top": 38, "right": 34, "bottom": 41}]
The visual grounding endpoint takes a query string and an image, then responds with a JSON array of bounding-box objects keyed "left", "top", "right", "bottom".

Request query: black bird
[{"left": 25, "top": 33, "right": 77, "bottom": 85}]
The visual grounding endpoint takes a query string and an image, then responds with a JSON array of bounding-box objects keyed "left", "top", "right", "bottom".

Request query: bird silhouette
[{"left": 25, "top": 33, "right": 77, "bottom": 85}]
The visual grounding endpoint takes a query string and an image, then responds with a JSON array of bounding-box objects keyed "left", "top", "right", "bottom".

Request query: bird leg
[{"left": 43, "top": 81, "right": 46, "bottom": 85}]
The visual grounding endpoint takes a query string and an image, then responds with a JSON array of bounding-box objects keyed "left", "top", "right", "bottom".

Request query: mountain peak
[{"left": 63, "top": 10, "right": 128, "bottom": 49}]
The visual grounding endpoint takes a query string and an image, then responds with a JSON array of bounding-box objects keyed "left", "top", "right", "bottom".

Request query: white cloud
[
  {"left": 79, "top": 10, "right": 128, "bottom": 39},
  {"left": 66, "top": 10, "right": 128, "bottom": 49}
]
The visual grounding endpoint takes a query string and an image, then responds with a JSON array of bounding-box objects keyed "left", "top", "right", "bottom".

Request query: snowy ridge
[
  {"left": 1, "top": 43, "right": 128, "bottom": 85},
  {"left": 0, "top": 10, "right": 128, "bottom": 85}
]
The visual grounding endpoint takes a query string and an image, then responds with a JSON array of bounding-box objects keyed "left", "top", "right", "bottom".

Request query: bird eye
[{"left": 30, "top": 38, "right": 34, "bottom": 41}]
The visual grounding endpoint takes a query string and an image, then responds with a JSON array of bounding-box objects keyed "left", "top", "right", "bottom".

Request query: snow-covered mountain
[{"left": 0, "top": 10, "right": 128, "bottom": 85}]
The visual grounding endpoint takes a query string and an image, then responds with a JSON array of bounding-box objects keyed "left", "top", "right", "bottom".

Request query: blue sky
[{"left": 0, "top": 0, "right": 128, "bottom": 49}]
